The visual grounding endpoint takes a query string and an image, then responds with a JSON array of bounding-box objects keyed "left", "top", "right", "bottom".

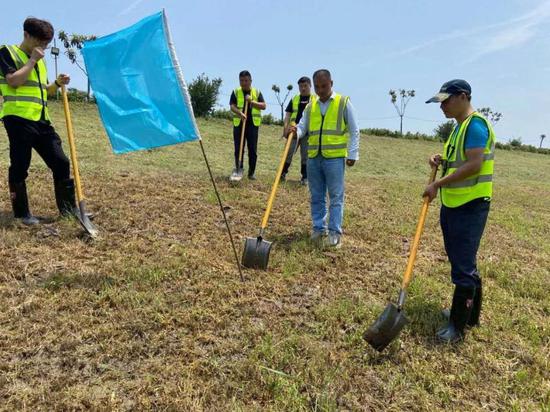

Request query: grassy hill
[{"left": 0, "top": 101, "right": 549, "bottom": 410}]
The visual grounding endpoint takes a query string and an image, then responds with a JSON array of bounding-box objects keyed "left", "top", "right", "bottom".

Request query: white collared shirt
[{"left": 295, "top": 91, "right": 361, "bottom": 160}]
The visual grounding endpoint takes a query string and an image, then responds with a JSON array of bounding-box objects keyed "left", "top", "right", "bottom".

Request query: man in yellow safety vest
[
  {"left": 424, "top": 79, "right": 495, "bottom": 343},
  {"left": 0, "top": 17, "right": 77, "bottom": 225},
  {"left": 281, "top": 76, "right": 315, "bottom": 185},
  {"left": 229, "top": 70, "right": 266, "bottom": 180},
  {"left": 289, "top": 69, "right": 360, "bottom": 248}
]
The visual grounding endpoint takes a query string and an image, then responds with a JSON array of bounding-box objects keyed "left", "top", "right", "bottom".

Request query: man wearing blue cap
[{"left": 424, "top": 79, "right": 495, "bottom": 343}]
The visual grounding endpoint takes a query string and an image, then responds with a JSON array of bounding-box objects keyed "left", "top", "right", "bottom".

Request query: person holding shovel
[
  {"left": 229, "top": 70, "right": 266, "bottom": 180},
  {"left": 0, "top": 17, "right": 78, "bottom": 225},
  {"left": 424, "top": 79, "right": 495, "bottom": 343},
  {"left": 281, "top": 76, "right": 315, "bottom": 185},
  {"left": 288, "top": 69, "right": 360, "bottom": 248}
]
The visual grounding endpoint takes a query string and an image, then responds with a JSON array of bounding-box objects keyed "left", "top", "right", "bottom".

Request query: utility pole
[{"left": 51, "top": 38, "right": 60, "bottom": 100}]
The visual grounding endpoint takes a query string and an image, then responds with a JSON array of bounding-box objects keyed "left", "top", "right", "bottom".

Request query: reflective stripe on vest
[
  {"left": 440, "top": 113, "right": 495, "bottom": 208},
  {"left": 232, "top": 87, "right": 262, "bottom": 127},
  {"left": 290, "top": 94, "right": 314, "bottom": 122},
  {"left": 307, "top": 93, "right": 349, "bottom": 158},
  {"left": 0, "top": 45, "right": 50, "bottom": 121}
]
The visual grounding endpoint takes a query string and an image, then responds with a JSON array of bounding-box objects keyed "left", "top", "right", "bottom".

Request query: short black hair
[
  {"left": 23, "top": 17, "right": 54, "bottom": 41},
  {"left": 312, "top": 69, "right": 331, "bottom": 80},
  {"left": 239, "top": 70, "right": 252, "bottom": 79},
  {"left": 297, "top": 76, "right": 311, "bottom": 85}
]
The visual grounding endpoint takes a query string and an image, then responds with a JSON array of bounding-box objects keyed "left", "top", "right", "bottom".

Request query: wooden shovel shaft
[
  {"left": 401, "top": 165, "right": 438, "bottom": 289},
  {"left": 260, "top": 129, "right": 296, "bottom": 229},
  {"left": 61, "top": 86, "right": 84, "bottom": 203},
  {"left": 237, "top": 102, "right": 249, "bottom": 165}
]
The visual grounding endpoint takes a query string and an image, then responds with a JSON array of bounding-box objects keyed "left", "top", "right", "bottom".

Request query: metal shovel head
[
  {"left": 363, "top": 303, "right": 409, "bottom": 352},
  {"left": 77, "top": 200, "right": 99, "bottom": 238},
  {"left": 242, "top": 236, "right": 272, "bottom": 269},
  {"left": 229, "top": 168, "right": 244, "bottom": 182}
]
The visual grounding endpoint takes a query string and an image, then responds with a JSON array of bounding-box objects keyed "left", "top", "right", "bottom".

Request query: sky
[{"left": 3, "top": 0, "right": 550, "bottom": 148}]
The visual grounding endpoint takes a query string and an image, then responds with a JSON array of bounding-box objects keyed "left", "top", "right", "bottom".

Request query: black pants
[
  {"left": 440, "top": 198, "right": 490, "bottom": 288},
  {"left": 3, "top": 115, "right": 71, "bottom": 184},
  {"left": 233, "top": 123, "right": 258, "bottom": 176}
]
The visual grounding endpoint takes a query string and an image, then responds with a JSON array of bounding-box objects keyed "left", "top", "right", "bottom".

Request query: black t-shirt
[
  {"left": 0, "top": 46, "right": 48, "bottom": 123},
  {"left": 285, "top": 95, "right": 311, "bottom": 124}
]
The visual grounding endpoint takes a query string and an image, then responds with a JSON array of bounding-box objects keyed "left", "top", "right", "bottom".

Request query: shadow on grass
[{"left": 40, "top": 271, "right": 116, "bottom": 293}]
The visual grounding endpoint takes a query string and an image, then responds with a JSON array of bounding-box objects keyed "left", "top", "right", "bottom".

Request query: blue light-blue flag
[{"left": 82, "top": 11, "right": 199, "bottom": 154}]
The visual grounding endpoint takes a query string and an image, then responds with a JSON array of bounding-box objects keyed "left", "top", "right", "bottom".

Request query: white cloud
[
  {"left": 386, "top": 0, "right": 550, "bottom": 61},
  {"left": 119, "top": 0, "right": 147, "bottom": 16}
]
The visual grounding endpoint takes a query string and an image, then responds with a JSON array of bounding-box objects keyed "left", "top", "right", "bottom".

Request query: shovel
[
  {"left": 61, "top": 86, "right": 99, "bottom": 238},
  {"left": 363, "top": 165, "right": 438, "bottom": 351},
  {"left": 229, "top": 101, "right": 249, "bottom": 182},
  {"left": 242, "top": 127, "right": 297, "bottom": 269}
]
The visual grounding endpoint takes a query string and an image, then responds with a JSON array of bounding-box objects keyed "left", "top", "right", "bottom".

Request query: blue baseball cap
[{"left": 426, "top": 79, "right": 471, "bottom": 103}]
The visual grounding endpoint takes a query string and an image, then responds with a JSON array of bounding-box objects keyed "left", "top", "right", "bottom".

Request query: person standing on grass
[
  {"left": 229, "top": 70, "right": 266, "bottom": 180},
  {"left": 424, "top": 79, "right": 495, "bottom": 343},
  {"left": 288, "top": 69, "right": 360, "bottom": 248},
  {"left": 281, "top": 76, "right": 315, "bottom": 185},
  {"left": 0, "top": 17, "right": 78, "bottom": 225}
]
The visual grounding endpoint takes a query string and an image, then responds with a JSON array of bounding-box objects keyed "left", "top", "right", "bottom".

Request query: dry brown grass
[{"left": 0, "top": 102, "right": 548, "bottom": 411}]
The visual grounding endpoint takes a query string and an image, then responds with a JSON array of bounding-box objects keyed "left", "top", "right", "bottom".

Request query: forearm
[
  {"left": 436, "top": 160, "right": 482, "bottom": 188},
  {"left": 250, "top": 100, "right": 266, "bottom": 110},
  {"left": 230, "top": 104, "right": 241, "bottom": 115},
  {"left": 344, "top": 102, "right": 360, "bottom": 161},
  {"left": 5, "top": 60, "right": 37, "bottom": 87}
]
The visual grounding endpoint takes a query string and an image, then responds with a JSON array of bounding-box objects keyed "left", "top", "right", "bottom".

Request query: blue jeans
[
  {"left": 307, "top": 156, "right": 345, "bottom": 234},
  {"left": 440, "top": 198, "right": 490, "bottom": 288}
]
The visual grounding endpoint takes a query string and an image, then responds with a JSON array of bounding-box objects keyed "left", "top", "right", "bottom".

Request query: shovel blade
[
  {"left": 229, "top": 169, "right": 244, "bottom": 182},
  {"left": 77, "top": 200, "right": 99, "bottom": 238},
  {"left": 242, "top": 236, "right": 272, "bottom": 269},
  {"left": 363, "top": 303, "right": 409, "bottom": 352}
]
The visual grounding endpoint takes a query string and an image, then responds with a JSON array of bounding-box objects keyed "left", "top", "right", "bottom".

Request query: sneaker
[
  {"left": 310, "top": 230, "right": 325, "bottom": 246},
  {"left": 19, "top": 215, "right": 40, "bottom": 226},
  {"left": 326, "top": 232, "right": 342, "bottom": 249},
  {"left": 300, "top": 177, "right": 307, "bottom": 186},
  {"left": 248, "top": 174, "right": 257, "bottom": 180}
]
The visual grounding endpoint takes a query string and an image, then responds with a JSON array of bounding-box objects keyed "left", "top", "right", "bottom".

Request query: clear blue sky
[{"left": 3, "top": 0, "right": 550, "bottom": 147}]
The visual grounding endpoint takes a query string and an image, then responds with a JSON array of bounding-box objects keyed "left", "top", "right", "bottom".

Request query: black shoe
[
  {"left": 9, "top": 181, "right": 39, "bottom": 225},
  {"left": 437, "top": 285, "right": 476, "bottom": 343},
  {"left": 248, "top": 174, "right": 257, "bottom": 180},
  {"left": 441, "top": 283, "right": 482, "bottom": 328},
  {"left": 280, "top": 173, "right": 286, "bottom": 182},
  {"left": 54, "top": 178, "right": 79, "bottom": 217},
  {"left": 300, "top": 177, "right": 308, "bottom": 186}
]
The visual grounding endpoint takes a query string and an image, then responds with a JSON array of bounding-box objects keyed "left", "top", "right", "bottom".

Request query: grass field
[{"left": 0, "top": 101, "right": 549, "bottom": 411}]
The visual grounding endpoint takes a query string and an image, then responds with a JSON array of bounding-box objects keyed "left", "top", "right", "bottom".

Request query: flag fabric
[{"left": 81, "top": 11, "right": 199, "bottom": 154}]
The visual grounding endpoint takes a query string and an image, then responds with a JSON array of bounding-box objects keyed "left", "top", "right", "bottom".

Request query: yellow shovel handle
[
  {"left": 260, "top": 127, "right": 297, "bottom": 229},
  {"left": 61, "top": 86, "right": 84, "bottom": 203},
  {"left": 401, "top": 165, "right": 439, "bottom": 289},
  {"left": 238, "top": 102, "right": 249, "bottom": 164}
]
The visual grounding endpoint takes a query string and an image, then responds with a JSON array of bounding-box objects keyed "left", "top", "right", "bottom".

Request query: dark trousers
[
  {"left": 233, "top": 124, "right": 258, "bottom": 176},
  {"left": 3, "top": 116, "right": 71, "bottom": 184},
  {"left": 440, "top": 198, "right": 490, "bottom": 288}
]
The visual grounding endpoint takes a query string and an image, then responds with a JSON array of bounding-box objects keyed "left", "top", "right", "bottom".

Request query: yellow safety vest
[
  {"left": 441, "top": 112, "right": 495, "bottom": 208},
  {"left": 0, "top": 45, "right": 50, "bottom": 121},
  {"left": 307, "top": 93, "right": 349, "bottom": 158},
  {"left": 233, "top": 87, "right": 262, "bottom": 127},
  {"left": 290, "top": 94, "right": 315, "bottom": 122}
]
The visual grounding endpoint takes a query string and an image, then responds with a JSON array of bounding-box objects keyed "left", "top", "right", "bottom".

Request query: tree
[
  {"left": 389, "top": 89, "right": 415, "bottom": 135},
  {"left": 188, "top": 74, "right": 222, "bottom": 117},
  {"left": 272, "top": 84, "right": 293, "bottom": 121},
  {"left": 540, "top": 134, "right": 546, "bottom": 149},
  {"left": 58, "top": 31, "right": 97, "bottom": 101},
  {"left": 434, "top": 120, "right": 455, "bottom": 142},
  {"left": 509, "top": 137, "right": 522, "bottom": 147},
  {"left": 477, "top": 107, "right": 502, "bottom": 124}
]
